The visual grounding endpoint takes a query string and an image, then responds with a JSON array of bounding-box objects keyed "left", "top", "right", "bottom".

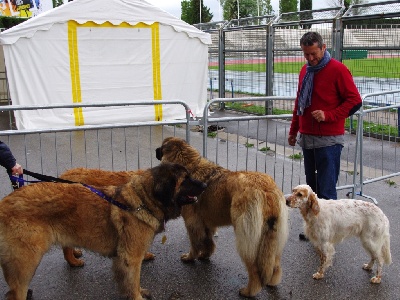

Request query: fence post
[
  {"left": 398, "top": 108, "right": 400, "bottom": 140},
  {"left": 265, "top": 22, "right": 274, "bottom": 115},
  {"left": 333, "top": 15, "right": 343, "bottom": 61},
  {"left": 218, "top": 27, "right": 226, "bottom": 100},
  {"left": 209, "top": 77, "right": 213, "bottom": 100}
]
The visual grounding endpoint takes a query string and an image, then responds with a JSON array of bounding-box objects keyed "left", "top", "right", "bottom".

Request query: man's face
[{"left": 301, "top": 42, "right": 326, "bottom": 66}]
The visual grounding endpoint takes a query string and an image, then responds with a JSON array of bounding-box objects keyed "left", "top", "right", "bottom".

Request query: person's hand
[
  {"left": 288, "top": 135, "right": 297, "bottom": 146},
  {"left": 311, "top": 110, "right": 325, "bottom": 122},
  {"left": 11, "top": 163, "right": 23, "bottom": 175}
]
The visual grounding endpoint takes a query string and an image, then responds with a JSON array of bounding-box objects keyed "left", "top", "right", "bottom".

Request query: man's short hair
[{"left": 300, "top": 32, "right": 324, "bottom": 48}]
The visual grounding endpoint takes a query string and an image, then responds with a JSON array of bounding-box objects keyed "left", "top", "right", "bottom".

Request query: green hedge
[{"left": 0, "top": 16, "right": 28, "bottom": 30}]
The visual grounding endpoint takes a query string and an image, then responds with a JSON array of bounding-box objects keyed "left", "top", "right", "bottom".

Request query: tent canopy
[{"left": 0, "top": 0, "right": 211, "bottom": 129}]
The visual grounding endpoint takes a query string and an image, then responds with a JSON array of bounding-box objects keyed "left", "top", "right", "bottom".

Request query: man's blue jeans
[{"left": 302, "top": 144, "right": 343, "bottom": 200}]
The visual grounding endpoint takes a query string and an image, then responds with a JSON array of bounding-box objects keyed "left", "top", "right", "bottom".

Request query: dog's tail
[
  {"left": 382, "top": 220, "right": 392, "bottom": 265},
  {"left": 258, "top": 191, "right": 289, "bottom": 286},
  {"left": 233, "top": 188, "right": 289, "bottom": 287}
]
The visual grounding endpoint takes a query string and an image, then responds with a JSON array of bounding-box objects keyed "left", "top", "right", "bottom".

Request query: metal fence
[
  {"left": 0, "top": 101, "right": 194, "bottom": 198},
  {"left": 197, "top": 1, "right": 400, "bottom": 114},
  {"left": 0, "top": 2, "right": 399, "bottom": 202},
  {"left": 2, "top": 90, "right": 399, "bottom": 204},
  {"left": 200, "top": 91, "right": 400, "bottom": 203},
  {"left": 1, "top": 2, "right": 399, "bottom": 122},
  {"left": 355, "top": 90, "right": 400, "bottom": 202}
]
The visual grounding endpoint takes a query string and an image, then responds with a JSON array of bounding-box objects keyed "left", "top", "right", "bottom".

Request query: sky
[{"left": 145, "top": 0, "right": 386, "bottom": 21}]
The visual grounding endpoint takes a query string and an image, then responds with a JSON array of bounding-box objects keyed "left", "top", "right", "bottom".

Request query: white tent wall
[{"left": 0, "top": 0, "right": 211, "bottom": 129}]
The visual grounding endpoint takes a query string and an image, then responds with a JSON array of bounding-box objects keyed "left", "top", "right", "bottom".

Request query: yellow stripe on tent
[
  {"left": 67, "top": 21, "right": 163, "bottom": 125},
  {"left": 151, "top": 23, "right": 162, "bottom": 121},
  {"left": 68, "top": 21, "right": 84, "bottom": 126}
]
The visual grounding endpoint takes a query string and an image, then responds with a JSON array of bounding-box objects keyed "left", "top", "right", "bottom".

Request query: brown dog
[
  {"left": 156, "top": 137, "right": 289, "bottom": 298},
  {"left": 59, "top": 168, "right": 154, "bottom": 267},
  {"left": 0, "top": 163, "right": 206, "bottom": 300}
]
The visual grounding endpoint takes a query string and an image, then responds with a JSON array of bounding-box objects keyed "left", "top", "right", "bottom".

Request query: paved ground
[
  {"left": 0, "top": 111, "right": 399, "bottom": 300},
  {"left": 0, "top": 177, "right": 398, "bottom": 300}
]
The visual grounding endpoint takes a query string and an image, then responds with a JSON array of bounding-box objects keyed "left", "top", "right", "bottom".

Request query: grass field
[
  {"left": 209, "top": 57, "right": 400, "bottom": 78},
  {"left": 224, "top": 102, "right": 398, "bottom": 137}
]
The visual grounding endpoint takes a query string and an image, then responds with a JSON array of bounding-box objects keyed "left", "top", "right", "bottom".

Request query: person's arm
[
  {"left": 288, "top": 71, "right": 304, "bottom": 146},
  {"left": 0, "top": 141, "right": 22, "bottom": 174},
  {"left": 288, "top": 98, "right": 300, "bottom": 146},
  {"left": 323, "top": 66, "right": 362, "bottom": 122}
]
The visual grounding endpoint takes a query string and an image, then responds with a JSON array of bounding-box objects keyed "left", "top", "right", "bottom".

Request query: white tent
[{"left": 0, "top": 0, "right": 211, "bottom": 129}]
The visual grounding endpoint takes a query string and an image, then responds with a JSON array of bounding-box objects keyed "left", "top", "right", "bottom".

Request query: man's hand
[
  {"left": 311, "top": 110, "right": 325, "bottom": 122},
  {"left": 288, "top": 135, "right": 297, "bottom": 146},
  {"left": 11, "top": 163, "right": 23, "bottom": 175}
]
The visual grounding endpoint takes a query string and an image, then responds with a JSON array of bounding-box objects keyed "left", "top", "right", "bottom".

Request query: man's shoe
[{"left": 299, "top": 233, "right": 309, "bottom": 241}]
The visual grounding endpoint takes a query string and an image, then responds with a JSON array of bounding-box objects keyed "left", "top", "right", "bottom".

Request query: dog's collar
[
  {"left": 133, "top": 204, "right": 164, "bottom": 232},
  {"left": 126, "top": 179, "right": 166, "bottom": 232},
  {"left": 134, "top": 204, "right": 157, "bottom": 218}
]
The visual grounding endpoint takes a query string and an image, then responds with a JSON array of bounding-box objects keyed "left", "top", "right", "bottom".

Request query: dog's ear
[
  {"left": 153, "top": 179, "right": 175, "bottom": 205},
  {"left": 309, "top": 192, "right": 320, "bottom": 215},
  {"left": 151, "top": 164, "right": 177, "bottom": 205}
]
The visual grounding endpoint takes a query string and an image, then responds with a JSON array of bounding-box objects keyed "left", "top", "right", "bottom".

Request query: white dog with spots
[{"left": 285, "top": 184, "right": 391, "bottom": 283}]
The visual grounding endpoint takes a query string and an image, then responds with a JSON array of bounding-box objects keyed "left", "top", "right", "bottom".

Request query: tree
[
  {"left": 181, "top": 0, "right": 213, "bottom": 24},
  {"left": 279, "top": 0, "right": 298, "bottom": 14},
  {"left": 300, "top": 0, "right": 312, "bottom": 11},
  {"left": 52, "top": 0, "right": 64, "bottom": 7},
  {"left": 222, "top": 0, "right": 237, "bottom": 20},
  {"left": 261, "top": 0, "right": 274, "bottom": 15},
  {"left": 299, "top": 0, "right": 312, "bottom": 28},
  {"left": 222, "top": 0, "right": 273, "bottom": 20},
  {"left": 181, "top": 0, "right": 194, "bottom": 23}
]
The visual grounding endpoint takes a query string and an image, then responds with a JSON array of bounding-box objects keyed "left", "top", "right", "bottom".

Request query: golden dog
[
  {"left": 156, "top": 137, "right": 289, "bottom": 298},
  {"left": 0, "top": 163, "right": 206, "bottom": 300},
  {"left": 59, "top": 168, "right": 153, "bottom": 267}
]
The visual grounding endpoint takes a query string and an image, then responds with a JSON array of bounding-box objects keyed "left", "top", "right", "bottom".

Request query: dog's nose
[
  {"left": 155, "top": 148, "right": 162, "bottom": 160},
  {"left": 284, "top": 194, "right": 291, "bottom": 206}
]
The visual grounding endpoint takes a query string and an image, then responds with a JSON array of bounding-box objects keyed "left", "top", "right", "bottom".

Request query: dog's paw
[
  {"left": 140, "top": 288, "right": 152, "bottom": 299},
  {"left": 143, "top": 252, "right": 155, "bottom": 261},
  {"left": 362, "top": 263, "right": 373, "bottom": 271},
  {"left": 181, "top": 253, "right": 196, "bottom": 262},
  {"left": 370, "top": 276, "right": 381, "bottom": 284},
  {"left": 198, "top": 252, "right": 211, "bottom": 261},
  {"left": 67, "top": 258, "right": 85, "bottom": 267},
  {"left": 312, "top": 272, "right": 324, "bottom": 279},
  {"left": 73, "top": 248, "right": 83, "bottom": 258},
  {"left": 63, "top": 247, "right": 85, "bottom": 267},
  {"left": 239, "top": 287, "right": 257, "bottom": 298}
]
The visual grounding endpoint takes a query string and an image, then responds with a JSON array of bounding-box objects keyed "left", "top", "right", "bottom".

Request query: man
[{"left": 288, "top": 32, "right": 362, "bottom": 240}]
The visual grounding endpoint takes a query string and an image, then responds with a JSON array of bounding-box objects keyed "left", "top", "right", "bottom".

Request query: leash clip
[{"left": 9, "top": 174, "right": 24, "bottom": 190}]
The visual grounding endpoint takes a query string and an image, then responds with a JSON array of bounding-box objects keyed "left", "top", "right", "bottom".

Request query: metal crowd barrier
[
  {"left": 201, "top": 93, "right": 400, "bottom": 201},
  {"left": 353, "top": 90, "right": 400, "bottom": 203},
  {"left": 1, "top": 93, "right": 399, "bottom": 202},
  {"left": 200, "top": 96, "right": 361, "bottom": 195},
  {"left": 0, "top": 100, "right": 193, "bottom": 198}
]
